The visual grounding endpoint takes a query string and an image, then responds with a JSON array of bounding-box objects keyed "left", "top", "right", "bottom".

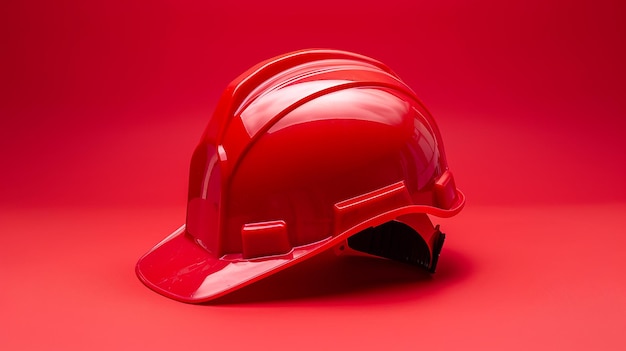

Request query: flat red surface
[{"left": 1, "top": 0, "right": 625, "bottom": 349}]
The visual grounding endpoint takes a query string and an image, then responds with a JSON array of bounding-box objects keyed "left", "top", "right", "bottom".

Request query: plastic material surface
[{"left": 136, "top": 49, "right": 465, "bottom": 303}]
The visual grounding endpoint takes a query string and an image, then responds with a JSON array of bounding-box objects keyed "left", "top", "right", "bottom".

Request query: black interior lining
[{"left": 347, "top": 221, "right": 432, "bottom": 270}]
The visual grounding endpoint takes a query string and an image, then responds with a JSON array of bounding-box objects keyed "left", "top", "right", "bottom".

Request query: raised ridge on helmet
[
  {"left": 226, "top": 49, "right": 394, "bottom": 118},
  {"left": 205, "top": 50, "right": 450, "bottom": 183},
  {"left": 219, "top": 60, "right": 421, "bottom": 182},
  {"left": 203, "top": 49, "right": 396, "bottom": 145},
  {"left": 234, "top": 59, "right": 405, "bottom": 118}
]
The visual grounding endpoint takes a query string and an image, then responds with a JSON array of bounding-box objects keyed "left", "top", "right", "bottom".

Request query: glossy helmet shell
[{"left": 136, "top": 49, "right": 465, "bottom": 303}]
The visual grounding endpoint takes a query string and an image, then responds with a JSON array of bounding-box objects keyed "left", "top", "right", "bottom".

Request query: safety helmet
[{"left": 136, "top": 49, "right": 465, "bottom": 303}]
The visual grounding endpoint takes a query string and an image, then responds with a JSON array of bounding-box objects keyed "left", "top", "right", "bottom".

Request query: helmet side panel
[{"left": 221, "top": 88, "right": 441, "bottom": 254}]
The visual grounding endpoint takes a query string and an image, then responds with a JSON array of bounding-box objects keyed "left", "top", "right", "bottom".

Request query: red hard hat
[{"left": 136, "top": 49, "right": 465, "bottom": 303}]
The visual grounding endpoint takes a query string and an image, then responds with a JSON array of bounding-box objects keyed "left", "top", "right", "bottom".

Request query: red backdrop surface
[{"left": 1, "top": 0, "right": 625, "bottom": 350}]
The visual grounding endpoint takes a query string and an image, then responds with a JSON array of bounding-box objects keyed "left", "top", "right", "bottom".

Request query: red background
[{"left": 1, "top": 0, "right": 625, "bottom": 349}]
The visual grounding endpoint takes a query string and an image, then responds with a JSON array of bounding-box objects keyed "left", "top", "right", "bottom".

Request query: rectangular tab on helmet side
[
  {"left": 241, "top": 220, "right": 291, "bottom": 259},
  {"left": 333, "top": 181, "right": 413, "bottom": 235},
  {"left": 434, "top": 170, "right": 458, "bottom": 210}
]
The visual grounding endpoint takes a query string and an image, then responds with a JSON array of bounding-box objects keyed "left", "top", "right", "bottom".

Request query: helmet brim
[
  {"left": 136, "top": 189, "right": 464, "bottom": 303},
  {"left": 135, "top": 225, "right": 333, "bottom": 303}
]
